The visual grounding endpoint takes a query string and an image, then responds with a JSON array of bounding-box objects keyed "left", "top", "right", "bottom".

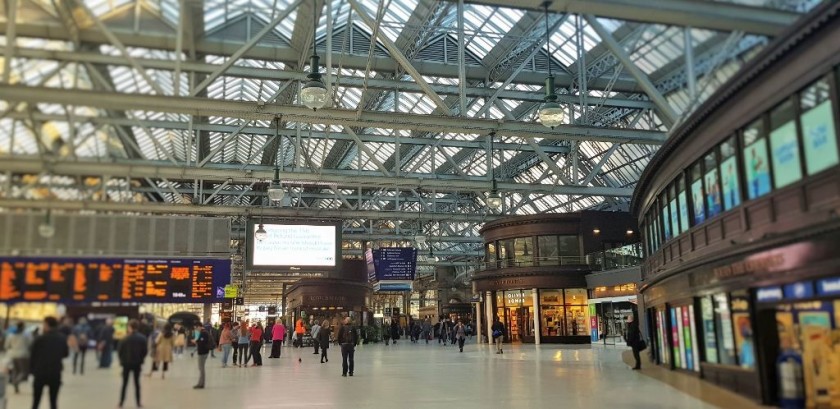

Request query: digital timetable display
[{"left": 0, "top": 257, "right": 230, "bottom": 303}]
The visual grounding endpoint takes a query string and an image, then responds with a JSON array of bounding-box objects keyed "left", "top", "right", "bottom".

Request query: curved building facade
[
  {"left": 475, "top": 212, "right": 637, "bottom": 344},
  {"left": 633, "top": 3, "right": 840, "bottom": 405}
]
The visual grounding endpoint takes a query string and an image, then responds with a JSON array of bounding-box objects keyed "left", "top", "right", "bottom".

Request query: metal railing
[
  {"left": 585, "top": 243, "right": 644, "bottom": 271},
  {"left": 479, "top": 255, "right": 589, "bottom": 271}
]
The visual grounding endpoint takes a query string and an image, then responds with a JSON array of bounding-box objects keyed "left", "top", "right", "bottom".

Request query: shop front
[{"left": 285, "top": 278, "right": 371, "bottom": 329}]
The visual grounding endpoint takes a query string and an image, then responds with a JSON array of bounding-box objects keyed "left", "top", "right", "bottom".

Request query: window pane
[
  {"left": 540, "top": 289, "right": 563, "bottom": 337},
  {"left": 670, "top": 198, "right": 679, "bottom": 236},
  {"left": 661, "top": 204, "right": 671, "bottom": 241},
  {"left": 704, "top": 152, "right": 722, "bottom": 219},
  {"left": 730, "top": 291, "right": 755, "bottom": 369},
  {"left": 486, "top": 242, "right": 496, "bottom": 264},
  {"left": 770, "top": 100, "right": 803, "bottom": 188},
  {"left": 691, "top": 178, "right": 705, "bottom": 224},
  {"left": 499, "top": 239, "right": 513, "bottom": 267},
  {"left": 538, "top": 235, "right": 559, "bottom": 266},
  {"left": 558, "top": 236, "right": 580, "bottom": 258},
  {"left": 713, "top": 293, "right": 737, "bottom": 365},
  {"left": 514, "top": 237, "right": 533, "bottom": 266},
  {"left": 743, "top": 119, "right": 772, "bottom": 199},
  {"left": 720, "top": 137, "right": 741, "bottom": 210},
  {"left": 800, "top": 79, "right": 839, "bottom": 175},
  {"left": 678, "top": 191, "right": 690, "bottom": 233},
  {"left": 700, "top": 297, "right": 719, "bottom": 364}
]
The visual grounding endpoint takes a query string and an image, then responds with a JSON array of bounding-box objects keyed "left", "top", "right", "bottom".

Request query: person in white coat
[
  {"left": 311, "top": 321, "right": 322, "bottom": 355},
  {"left": 4, "top": 322, "right": 32, "bottom": 393}
]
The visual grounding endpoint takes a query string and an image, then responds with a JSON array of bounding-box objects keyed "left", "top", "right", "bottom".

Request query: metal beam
[
  {"left": 585, "top": 15, "right": 679, "bottom": 128},
  {"left": 0, "top": 198, "right": 497, "bottom": 222},
  {"left": 0, "top": 156, "right": 636, "bottom": 197},
  {"left": 457, "top": 0, "right": 799, "bottom": 36},
  {"left": 582, "top": 143, "right": 620, "bottom": 186},
  {"left": 457, "top": 0, "right": 467, "bottom": 116},
  {"left": 348, "top": 0, "right": 453, "bottom": 116},
  {"left": 0, "top": 85, "right": 666, "bottom": 144},
  {"left": 190, "top": 0, "right": 304, "bottom": 96},
  {"left": 2, "top": 0, "right": 17, "bottom": 84}
]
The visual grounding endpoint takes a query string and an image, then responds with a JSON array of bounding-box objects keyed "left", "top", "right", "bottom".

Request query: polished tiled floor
[{"left": 7, "top": 339, "right": 755, "bottom": 409}]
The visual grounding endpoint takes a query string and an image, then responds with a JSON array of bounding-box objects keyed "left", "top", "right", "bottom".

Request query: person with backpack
[
  {"left": 194, "top": 323, "right": 212, "bottom": 389},
  {"left": 337, "top": 317, "right": 358, "bottom": 377},
  {"left": 491, "top": 316, "right": 505, "bottom": 354},
  {"left": 310, "top": 321, "right": 322, "bottom": 355},
  {"left": 71, "top": 317, "right": 92, "bottom": 375}
]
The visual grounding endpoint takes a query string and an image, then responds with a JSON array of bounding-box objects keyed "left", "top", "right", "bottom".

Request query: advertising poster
[
  {"left": 732, "top": 312, "right": 755, "bottom": 368},
  {"left": 671, "top": 308, "right": 682, "bottom": 368},
  {"left": 770, "top": 121, "right": 803, "bottom": 189},
  {"left": 701, "top": 297, "right": 719, "bottom": 363},
  {"left": 670, "top": 200, "right": 680, "bottom": 235},
  {"left": 691, "top": 180, "right": 705, "bottom": 224},
  {"left": 678, "top": 191, "right": 690, "bottom": 234},
  {"left": 688, "top": 305, "right": 700, "bottom": 373},
  {"left": 776, "top": 311, "right": 796, "bottom": 350},
  {"left": 798, "top": 311, "right": 831, "bottom": 329},
  {"left": 744, "top": 140, "right": 772, "bottom": 199},
  {"left": 721, "top": 156, "right": 741, "bottom": 210},
  {"left": 682, "top": 307, "right": 694, "bottom": 371},
  {"left": 801, "top": 100, "right": 839, "bottom": 175},
  {"left": 662, "top": 205, "right": 671, "bottom": 240},
  {"left": 705, "top": 169, "right": 722, "bottom": 219},
  {"left": 657, "top": 310, "right": 669, "bottom": 364}
]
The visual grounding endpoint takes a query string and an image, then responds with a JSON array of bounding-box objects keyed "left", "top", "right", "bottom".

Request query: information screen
[
  {"left": 0, "top": 257, "right": 230, "bottom": 303},
  {"left": 372, "top": 247, "right": 417, "bottom": 281},
  {"left": 248, "top": 221, "right": 340, "bottom": 271}
]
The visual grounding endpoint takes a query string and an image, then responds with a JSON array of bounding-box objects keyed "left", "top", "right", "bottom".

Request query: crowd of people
[{"left": 382, "top": 316, "right": 476, "bottom": 353}]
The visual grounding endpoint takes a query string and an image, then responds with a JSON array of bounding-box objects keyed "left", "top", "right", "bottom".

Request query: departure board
[{"left": 0, "top": 257, "right": 230, "bottom": 303}]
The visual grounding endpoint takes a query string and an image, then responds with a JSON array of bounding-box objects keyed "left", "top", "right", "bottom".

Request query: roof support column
[
  {"left": 2, "top": 0, "right": 17, "bottom": 84},
  {"left": 457, "top": 0, "right": 467, "bottom": 116}
]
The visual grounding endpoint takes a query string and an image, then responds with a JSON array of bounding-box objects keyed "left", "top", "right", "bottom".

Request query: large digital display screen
[
  {"left": 0, "top": 257, "right": 230, "bottom": 303},
  {"left": 371, "top": 247, "right": 417, "bottom": 281},
  {"left": 247, "top": 220, "right": 340, "bottom": 272}
]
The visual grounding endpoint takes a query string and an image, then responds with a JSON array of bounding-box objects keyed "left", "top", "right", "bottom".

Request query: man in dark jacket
[
  {"left": 30, "top": 316, "right": 69, "bottom": 409},
  {"left": 626, "top": 315, "right": 643, "bottom": 370},
  {"left": 337, "top": 317, "right": 358, "bottom": 377},
  {"left": 118, "top": 320, "right": 148, "bottom": 408},
  {"left": 194, "top": 323, "right": 211, "bottom": 389}
]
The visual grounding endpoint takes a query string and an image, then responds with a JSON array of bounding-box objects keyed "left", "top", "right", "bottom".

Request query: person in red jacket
[{"left": 249, "top": 323, "right": 263, "bottom": 367}]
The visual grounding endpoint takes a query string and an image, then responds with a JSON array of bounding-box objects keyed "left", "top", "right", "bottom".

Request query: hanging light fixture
[
  {"left": 486, "top": 132, "right": 502, "bottom": 210},
  {"left": 255, "top": 223, "right": 268, "bottom": 241},
  {"left": 300, "top": 7, "right": 328, "bottom": 111},
  {"left": 267, "top": 118, "right": 286, "bottom": 203},
  {"left": 38, "top": 210, "right": 55, "bottom": 239},
  {"left": 538, "top": 2, "right": 564, "bottom": 129}
]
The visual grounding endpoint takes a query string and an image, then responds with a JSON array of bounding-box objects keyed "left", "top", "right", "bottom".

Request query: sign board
[
  {"left": 372, "top": 248, "right": 417, "bottom": 281},
  {"left": 0, "top": 256, "right": 230, "bottom": 303},
  {"left": 267, "top": 306, "right": 277, "bottom": 315},
  {"left": 374, "top": 281, "right": 413, "bottom": 292},
  {"left": 816, "top": 277, "right": 840, "bottom": 296},
  {"left": 756, "top": 286, "right": 784, "bottom": 303},
  {"left": 234, "top": 297, "right": 245, "bottom": 306},
  {"left": 221, "top": 299, "right": 233, "bottom": 310},
  {"left": 224, "top": 285, "right": 238, "bottom": 298},
  {"left": 783, "top": 281, "right": 815, "bottom": 300}
]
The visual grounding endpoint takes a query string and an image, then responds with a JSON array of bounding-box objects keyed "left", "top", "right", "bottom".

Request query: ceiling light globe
[
  {"left": 487, "top": 191, "right": 503, "bottom": 210},
  {"left": 267, "top": 183, "right": 285, "bottom": 202},
  {"left": 539, "top": 102, "right": 565, "bottom": 129},
  {"left": 301, "top": 80, "right": 328, "bottom": 110},
  {"left": 38, "top": 222, "right": 55, "bottom": 238},
  {"left": 255, "top": 224, "right": 268, "bottom": 241}
]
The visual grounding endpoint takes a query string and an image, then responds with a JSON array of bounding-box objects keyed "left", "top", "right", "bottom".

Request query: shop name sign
[
  {"left": 712, "top": 254, "right": 784, "bottom": 280},
  {"left": 306, "top": 295, "right": 347, "bottom": 303},
  {"left": 491, "top": 278, "right": 525, "bottom": 287},
  {"left": 816, "top": 277, "right": 840, "bottom": 296}
]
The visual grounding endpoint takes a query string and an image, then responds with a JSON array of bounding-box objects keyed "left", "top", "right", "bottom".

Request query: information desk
[{"left": 0, "top": 257, "right": 230, "bottom": 303}]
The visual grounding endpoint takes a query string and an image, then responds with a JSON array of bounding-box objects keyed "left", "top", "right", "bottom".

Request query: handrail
[{"left": 479, "top": 255, "right": 589, "bottom": 271}]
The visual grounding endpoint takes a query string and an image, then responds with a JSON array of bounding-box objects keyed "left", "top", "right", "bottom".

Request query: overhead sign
[
  {"left": 783, "top": 281, "right": 814, "bottom": 300},
  {"left": 224, "top": 285, "right": 239, "bottom": 298},
  {"left": 372, "top": 247, "right": 417, "bottom": 281},
  {"left": 816, "top": 277, "right": 840, "bottom": 296},
  {"left": 0, "top": 256, "right": 230, "bottom": 303},
  {"left": 756, "top": 286, "right": 783, "bottom": 303},
  {"left": 374, "top": 281, "right": 413, "bottom": 292}
]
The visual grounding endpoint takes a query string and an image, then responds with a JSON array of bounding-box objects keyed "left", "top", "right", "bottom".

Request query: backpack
[{"left": 205, "top": 329, "right": 217, "bottom": 349}]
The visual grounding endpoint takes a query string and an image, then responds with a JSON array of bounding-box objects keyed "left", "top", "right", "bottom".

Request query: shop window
[
  {"left": 669, "top": 184, "right": 680, "bottom": 236},
  {"left": 690, "top": 163, "right": 705, "bottom": 225},
  {"left": 485, "top": 242, "right": 497, "bottom": 267},
  {"left": 743, "top": 119, "right": 772, "bottom": 199},
  {"left": 730, "top": 291, "right": 755, "bottom": 369},
  {"left": 499, "top": 239, "right": 514, "bottom": 267},
  {"left": 700, "top": 297, "right": 719, "bottom": 364},
  {"left": 558, "top": 236, "right": 581, "bottom": 260},
  {"left": 770, "top": 99, "right": 803, "bottom": 189},
  {"left": 653, "top": 211, "right": 661, "bottom": 250},
  {"left": 661, "top": 201, "right": 671, "bottom": 241},
  {"left": 540, "top": 289, "right": 564, "bottom": 337},
  {"left": 670, "top": 305, "right": 700, "bottom": 372},
  {"left": 677, "top": 178, "right": 690, "bottom": 234},
  {"left": 537, "top": 235, "right": 559, "bottom": 266},
  {"left": 514, "top": 237, "right": 533, "bottom": 266},
  {"left": 704, "top": 151, "right": 722, "bottom": 219},
  {"left": 800, "top": 78, "right": 839, "bottom": 175},
  {"left": 564, "top": 289, "right": 588, "bottom": 336},
  {"left": 713, "top": 293, "right": 738, "bottom": 365},
  {"left": 720, "top": 137, "right": 741, "bottom": 211}
]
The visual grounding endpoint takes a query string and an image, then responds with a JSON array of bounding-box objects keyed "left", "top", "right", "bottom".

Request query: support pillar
[
  {"left": 475, "top": 299, "right": 482, "bottom": 346},
  {"left": 485, "top": 291, "right": 494, "bottom": 345},
  {"left": 533, "top": 288, "right": 541, "bottom": 345},
  {"left": 203, "top": 303, "right": 212, "bottom": 325}
]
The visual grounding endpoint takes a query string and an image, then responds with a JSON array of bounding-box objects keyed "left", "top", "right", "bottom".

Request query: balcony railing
[
  {"left": 479, "top": 256, "right": 589, "bottom": 271},
  {"left": 585, "top": 243, "right": 644, "bottom": 271}
]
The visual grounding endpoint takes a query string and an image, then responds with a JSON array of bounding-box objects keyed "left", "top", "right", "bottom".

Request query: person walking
[
  {"left": 219, "top": 323, "right": 233, "bottom": 368},
  {"left": 30, "top": 316, "right": 70, "bottom": 409},
  {"left": 317, "top": 320, "right": 331, "bottom": 363},
  {"left": 117, "top": 320, "right": 148, "bottom": 408},
  {"left": 4, "top": 321, "right": 31, "bottom": 394},
  {"left": 151, "top": 324, "right": 174, "bottom": 379},
  {"left": 249, "top": 323, "right": 263, "bottom": 367},
  {"left": 389, "top": 320, "right": 400, "bottom": 345},
  {"left": 382, "top": 322, "right": 391, "bottom": 346},
  {"left": 98, "top": 319, "right": 115, "bottom": 368},
  {"left": 491, "top": 317, "right": 505, "bottom": 354},
  {"left": 236, "top": 321, "right": 251, "bottom": 366},
  {"left": 337, "top": 317, "right": 358, "bottom": 377},
  {"left": 626, "top": 315, "right": 644, "bottom": 370},
  {"left": 194, "top": 323, "right": 211, "bottom": 389},
  {"left": 454, "top": 320, "right": 467, "bottom": 353},
  {"left": 311, "top": 321, "right": 322, "bottom": 355},
  {"left": 294, "top": 319, "right": 305, "bottom": 363},
  {"left": 173, "top": 325, "right": 186, "bottom": 359},
  {"left": 269, "top": 321, "right": 285, "bottom": 358},
  {"left": 70, "top": 318, "right": 91, "bottom": 375},
  {"left": 422, "top": 318, "right": 432, "bottom": 344},
  {"left": 438, "top": 318, "right": 450, "bottom": 346}
]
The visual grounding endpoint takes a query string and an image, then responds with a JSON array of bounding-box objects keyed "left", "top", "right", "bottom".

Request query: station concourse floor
[{"left": 8, "top": 340, "right": 764, "bottom": 409}]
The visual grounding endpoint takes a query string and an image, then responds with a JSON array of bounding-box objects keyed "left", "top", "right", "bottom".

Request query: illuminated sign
[
  {"left": 756, "top": 286, "right": 783, "bottom": 302},
  {"left": 816, "top": 277, "right": 840, "bottom": 296},
  {"left": 0, "top": 256, "right": 230, "bottom": 303}
]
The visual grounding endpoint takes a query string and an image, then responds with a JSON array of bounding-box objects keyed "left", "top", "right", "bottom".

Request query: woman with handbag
[
  {"left": 153, "top": 324, "right": 175, "bottom": 379},
  {"left": 491, "top": 317, "right": 505, "bottom": 354}
]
